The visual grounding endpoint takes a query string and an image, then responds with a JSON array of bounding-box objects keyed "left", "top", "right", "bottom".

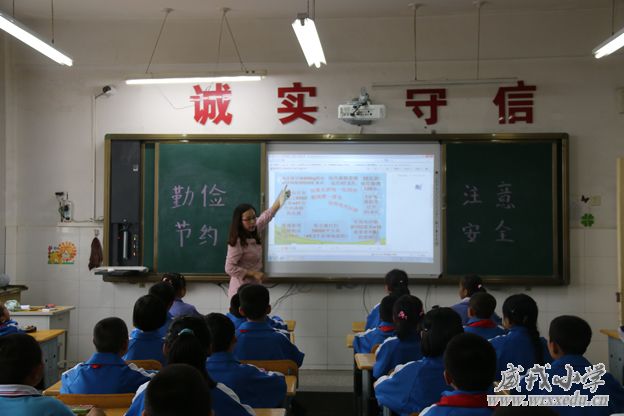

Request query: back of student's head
[
  {"left": 503, "top": 293, "right": 544, "bottom": 364},
  {"left": 165, "top": 316, "right": 212, "bottom": 377},
  {"left": 133, "top": 294, "right": 167, "bottom": 332},
  {"left": 205, "top": 313, "right": 235, "bottom": 353},
  {"left": 460, "top": 274, "right": 485, "bottom": 297},
  {"left": 549, "top": 315, "right": 591, "bottom": 355},
  {"left": 444, "top": 333, "right": 496, "bottom": 391},
  {"left": 162, "top": 272, "right": 186, "bottom": 297},
  {"left": 385, "top": 269, "right": 410, "bottom": 295},
  {"left": 421, "top": 307, "right": 463, "bottom": 357},
  {"left": 379, "top": 294, "right": 399, "bottom": 323},
  {"left": 229, "top": 294, "right": 243, "bottom": 318},
  {"left": 145, "top": 363, "right": 212, "bottom": 416},
  {"left": 393, "top": 294, "right": 424, "bottom": 340},
  {"left": 239, "top": 284, "right": 270, "bottom": 320},
  {"left": 0, "top": 333, "right": 42, "bottom": 385},
  {"left": 469, "top": 292, "right": 497, "bottom": 319},
  {"left": 149, "top": 281, "right": 176, "bottom": 308},
  {"left": 93, "top": 317, "right": 128, "bottom": 353}
]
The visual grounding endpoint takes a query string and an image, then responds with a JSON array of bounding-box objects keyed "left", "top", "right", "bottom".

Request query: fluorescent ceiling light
[
  {"left": 0, "top": 10, "right": 72, "bottom": 66},
  {"left": 125, "top": 72, "right": 266, "bottom": 85},
  {"left": 292, "top": 16, "right": 326, "bottom": 68},
  {"left": 593, "top": 26, "right": 624, "bottom": 58}
]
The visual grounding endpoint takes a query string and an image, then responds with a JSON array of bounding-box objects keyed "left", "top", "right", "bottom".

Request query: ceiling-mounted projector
[{"left": 338, "top": 88, "right": 386, "bottom": 125}]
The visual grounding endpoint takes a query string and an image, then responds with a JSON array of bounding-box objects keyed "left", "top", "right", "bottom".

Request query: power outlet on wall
[{"left": 590, "top": 195, "right": 602, "bottom": 206}]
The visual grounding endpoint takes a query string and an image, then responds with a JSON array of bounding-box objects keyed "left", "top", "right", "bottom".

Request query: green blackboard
[
  {"left": 445, "top": 141, "right": 564, "bottom": 281},
  {"left": 154, "top": 143, "right": 261, "bottom": 274}
]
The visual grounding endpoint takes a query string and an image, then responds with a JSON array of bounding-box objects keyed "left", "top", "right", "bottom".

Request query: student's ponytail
[
  {"left": 461, "top": 274, "right": 486, "bottom": 297},
  {"left": 393, "top": 294, "right": 424, "bottom": 341},
  {"left": 162, "top": 272, "right": 186, "bottom": 297},
  {"left": 502, "top": 294, "right": 544, "bottom": 365},
  {"left": 385, "top": 269, "right": 410, "bottom": 296}
]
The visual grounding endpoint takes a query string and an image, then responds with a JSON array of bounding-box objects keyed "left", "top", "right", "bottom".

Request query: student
[
  {"left": 375, "top": 307, "right": 463, "bottom": 415},
  {"left": 0, "top": 303, "right": 23, "bottom": 336},
  {"left": 144, "top": 364, "right": 212, "bottom": 416},
  {"left": 228, "top": 284, "right": 288, "bottom": 331},
  {"left": 126, "top": 316, "right": 254, "bottom": 416},
  {"left": 205, "top": 312, "right": 287, "bottom": 408},
  {"left": 373, "top": 294, "right": 424, "bottom": 379},
  {"left": 353, "top": 294, "right": 397, "bottom": 354},
  {"left": 162, "top": 272, "right": 201, "bottom": 317},
  {"left": 365, "top": 269, "right": 410, "bottom": 330},
  {"left": 123, "top": 294, "right": 168, "bottom": 365},
  {"left": 463, "top": 293, "right": 505, "bottom": 340},
  {"left": 450, "top": 274, "right": 487, "bottom": 324},
  {"left": 522, "top": 315, "right": 624, "bottom": 416},
  {"left": 234, "top": 284, "right": 304, "bottom": 367},
  {"left": 149, "top": 282, "right": 176, "bottom": 338},
  {"left": 0, "top": 333, "right": 105, "bottom": 416},
  {"left": 489, "top": 293, "right": 551, "bottom": 378},
  {"left": 420, "top": 333, "right": 497, "bottom": 415},
  {"left": 61, "top": 317, "right": 153, "bottom": 394}
]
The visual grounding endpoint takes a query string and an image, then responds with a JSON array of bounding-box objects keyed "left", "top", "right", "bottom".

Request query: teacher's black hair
[{"left": 228, "top": 203, "right": 261, "bottom": 247}]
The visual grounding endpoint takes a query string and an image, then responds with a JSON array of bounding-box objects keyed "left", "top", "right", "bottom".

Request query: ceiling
[{"left": 0, "top": 0, "right": 615, "bottom": 21}]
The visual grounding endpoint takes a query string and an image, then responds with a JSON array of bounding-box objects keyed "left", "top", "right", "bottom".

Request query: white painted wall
[{"left": 1, "top": 6, "right": 623, "bottom": 369}]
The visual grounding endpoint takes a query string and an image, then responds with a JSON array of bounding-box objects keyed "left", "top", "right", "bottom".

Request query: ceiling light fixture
[
  {"left": 0, "top": 4, "right": 72, "bottom": 66},
  {"left": 292, "top": 0, "right": 326, "bottom": 68},
  {"left": 126, "top": 8, "right": 265, "bottom": 85},
  {"left": 593, "top": 0, "right": 624, "bottom": 58}
]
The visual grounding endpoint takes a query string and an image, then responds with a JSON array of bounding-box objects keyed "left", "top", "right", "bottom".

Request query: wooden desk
[
  {"left": 355, "top": 353, "right": 376, "bottom": 416},
  {"left": 29, "top": 329, "right": 65, "bottom": 388},
  {"left": 285, "top": 320, "right": 296, "bottom": 332},
  {"left": 43, "top": 379, "right": 62, "bottom": 396},
  {"left": 346, "top": 334, "right": 354, "bottom": 348},
  {"left": 255, "top": 409, "right": 286, "bottom": 416},
  {"left": 601, "top": 328, "right": 624, "bottom": 384},
  {"left": 352, "top": 321, "right": 365, "bottom": 333},
  {"left": 102, "top": 409, "right": 127, "bottom": 416},
  {"left": 285, "top": 375, "right": 296, "bottom": 397}
]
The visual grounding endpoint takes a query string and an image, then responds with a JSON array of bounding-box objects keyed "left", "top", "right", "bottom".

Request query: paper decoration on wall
[{"left": 48, "top": 241, "right": 77, "bottom": 264}]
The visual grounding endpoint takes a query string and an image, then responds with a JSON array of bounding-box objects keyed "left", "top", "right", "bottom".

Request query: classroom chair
[
  {"left": 371, "top": 343, "right": 381, "bottom": 354},
  {"left": 126, "top": 359, "right": 162, "bottom": 371},
  {"left": 56, "top": 393, "right": 134, "bottom": 408}
]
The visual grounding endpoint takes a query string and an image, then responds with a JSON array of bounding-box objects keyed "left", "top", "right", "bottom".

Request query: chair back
[
  {"left": 56, "top": 393, "right": 134, "bottom": 408},
  {"left": 240, "top": 359, "right": 298, "bottom": 377},
  {"left": 126, "top": 359, "right": 162, "bottom": 371},
  {"left": 371, "top": 343, "right": 381, "bottom": 354}
]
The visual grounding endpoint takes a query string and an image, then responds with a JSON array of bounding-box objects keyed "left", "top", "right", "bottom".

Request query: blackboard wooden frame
[{"left": 103, "top": 133, "right": 569, "bottom": 286}]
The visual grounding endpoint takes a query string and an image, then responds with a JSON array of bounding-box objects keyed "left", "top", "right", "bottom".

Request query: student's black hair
[
  {"left": 145, "top": 363, "right": 212, "bottom": 416},
  {"left": 239, "top": 284, "right": 270, "bottom": 321},
  {"left": 393, "top": 294, "right": 424, "bottom": 341},
  {"left": 165, "top": 316, "right": 214, "bottom": 388},
  {"left": 205, "top": 312, "right": 236, "bottom": 353},
  {"left": 460, "top": 274, "right": 486, "bottom": 297},
  {"left": 444, "top": 333, "right": 496, "bottom": 391},
  {"left": 379, "top": 294, "right": 399, "bottom": 323},
  {"left": 229, "top": 293, "right": 243, "bottom": 318},
  {"left": 502, "top": 294, "right": 544, "bottom": 364},
  {"left": 385, "top": 269, "right": 410, "bottom": 295},
  {"left": 469, "top": 292, "right": 497, "bottom": 319},
  {"left": 93, "top": 317, "right": 128, "bottom": 353},
  {"left": 162, "top": 272, "right": 186, "bottom": 297},
  {"left": 421, "top": 307, "right": 464, "bottom": 357},
  {"left": 549, "top": 315, "right": 592, "bottom": 355},
  {"left": 0, "top": 333, "right": 42, "bottom": 384},
  {"left": 133, "top": 294, "right": 167, "bottom": 332},
  {"left": 228, "top": 203, "right": 261, "bottom": 247},
  {"left": 149, "top": 281, "right": 176, "bottom": 308}
]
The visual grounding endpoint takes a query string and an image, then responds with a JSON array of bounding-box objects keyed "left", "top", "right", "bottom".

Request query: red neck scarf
[
  {"left": 436, "top": 392, "right": 490, "bottom": 408},
  {"left": 468, "top": 319, "right": 497, "bottom": 328}
]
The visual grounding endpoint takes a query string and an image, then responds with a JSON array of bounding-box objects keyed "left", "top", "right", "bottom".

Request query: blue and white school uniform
[
  {"left": 157, "top": 312, "right": 174, "bottom": 338},
  {"left": 373, "top": 333, "right": 422, "bottom": 379},
  {"left": 227, "top": 312, "right": 247, "bottom": 330},
  {"left": 61, "top": 352, "right": 153, "bottom": 394},
  {"left": 365, "top": 303, "right": 381, "bottom": 330},
  {"left": 352, "top": 321, "right": 395, "bottom": 354},
  {"left": 489, "top": 326, "right": 552, "bottom": 378},
  {"left": 463, "top": 318, "right": 505, "bottom": 340},
  {"left": 0, "top": 384, "right": 75, "bottom": 416},
  {"left": 419, "top": 390, "right": 493, "bottom": 416},
  {"left": 234, "top": 321, "right": 304, "bottom": 367},
  {"left": 374, "top": 356, "right": 450, "bottom": 415},
  {"left": 169, "top": 298, "right": 201, "bottom": 317},
  {"left": 123, "top": 328, "right": 166, "bottom": 365},
  {"left": 450, "top": 298, "right": 502, "bottom": 326},
  {"left": 0, "top": 319, "right": 23, "bottom": 336},
  {"left": 268, "top": 315, "right": 288, "bottom": 331},
  {"left": 521, "top": 354, "right": 624, "bottom": 416},
  {"left": 206, "top": 351, "right": 286, "bottom": 408},
  {"left": 125, "top": 379, "right": 255, "bottom": 416}
]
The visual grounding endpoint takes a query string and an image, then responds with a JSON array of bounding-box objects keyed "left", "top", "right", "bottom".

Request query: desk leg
[
  {"left": 382, "top": 406, "right": 391, "bottom": 416},
  {"left": 362, "top": 369, "right": 371, "bottom": 416}
]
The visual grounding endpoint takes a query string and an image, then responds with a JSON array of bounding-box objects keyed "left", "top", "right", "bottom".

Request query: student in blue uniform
[
  {"left": 61, "top": 317, "right": 153, "bottom": 394},
  {"left": 420, "top": 333, "right": 497, "bottom": 416},
  {"left": 373, "top": 294, "right": 424, "bottom": 378},
  {"left": 234, "top": 285, "right": 305, "bottom": 366},
  {"left": 489, "top": 293, "right": 551, "bottom": 378},
  {"left": 123, "top": 294, "right": 168, "bottom": 365},
  {"left": 162, "top": 272, "right": 201, "bottom": 317},
  {"left": 0, "top": 303, "right": 23, "bottom": 337},
  {"left": 450, "top": 274, "right": 487, "bottom": 324},
  {"left": 126, "top": 316, "right": 254, "bottom": 416},
  {"left": 365, "top": 269, "right": 410, "bottom": 330},
  {"left": 228, "top": 285, "right": 288, "bottom": 331},
  {"left": 354, "top": 294, "right": 397, "bottom": 354},
  {"left": 522, "top": 315, "right": 624, "bottom": 416},
  {"left": 205, "top": 312, "right": 287, "bottom": 408},
  {"left": 463, "top": 293, "right": 505, "bottom": 340},
  {"left": 375, "top": 307, "right": 463, "bottom": 415},
  {"left": 144, "top": 364, "right": 212, "bottom": 416},
  {"left": 149, "top": 282, "right": 176, "bottom": 338}
]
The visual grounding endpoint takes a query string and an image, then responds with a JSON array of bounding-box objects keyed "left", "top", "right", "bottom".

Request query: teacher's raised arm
[{"left": 224, "top": 186, "right": 290, "bottom": 298}]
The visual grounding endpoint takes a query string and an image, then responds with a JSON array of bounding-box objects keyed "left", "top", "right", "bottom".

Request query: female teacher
[{"left": 225, "top": 187, "right": 290, "bottom": 298}]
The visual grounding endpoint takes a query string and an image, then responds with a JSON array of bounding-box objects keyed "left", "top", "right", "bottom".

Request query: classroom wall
[{"left": 2, "top": 6, "right": 623, "bottom": 369}]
